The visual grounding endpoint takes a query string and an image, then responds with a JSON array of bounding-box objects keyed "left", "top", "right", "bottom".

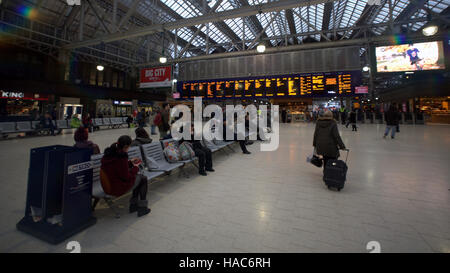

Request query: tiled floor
[{"left": 0, "top": 123, "right": 449, "bottom": 253}]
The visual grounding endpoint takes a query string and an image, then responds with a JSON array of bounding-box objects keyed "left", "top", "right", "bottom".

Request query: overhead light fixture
[
  {"left": 159, "top": 56, "right": 167, "bottom": 64},
  {"left": 96, "top": 65, "right": 104, "bottom": 71},
  {"left": 362, "top": 66, "right": 370, "bottom": 72},
  {"left": 172, "top": 79, "right": 178, "bottom": 83},
  {"left": 256, "top": 44, "right": 266, "bottom": 53},
  {"left": 422, "top": 25, "right": 438, "bottom": 36}
]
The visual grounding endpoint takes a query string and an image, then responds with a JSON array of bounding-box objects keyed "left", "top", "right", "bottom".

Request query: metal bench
[
  {"left": 102, "top": 118, "right": 113, "bottom": 129},
  {"left": 0, "top": 122, "right": 17, "bottom": 138},
  {"left": 91, "top": 149, "right": 164, "bottom": 218},
  {"left": 110, "top": 118, "right": 122, "bottom": 128},
  {"left": 161, "top": 139, "right": 199, "bottom": 168},
  {"left": 141, "top": 142, "right": 184, "bottom": 174},
  {"left": 56, "top": 120, "right": 70, "bottom": 129},
  {"left": 16, "top": 121, "right": 34, "bottom": 133}
]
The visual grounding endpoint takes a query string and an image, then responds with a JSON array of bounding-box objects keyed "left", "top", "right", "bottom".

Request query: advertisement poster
[{"left": 140, "top": 66, "right": 172, "bottom": 88}]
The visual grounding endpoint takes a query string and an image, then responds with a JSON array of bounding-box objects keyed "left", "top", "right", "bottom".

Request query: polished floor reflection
[{"left": 0, "top": 123, "right": 449, "bottom": 253}]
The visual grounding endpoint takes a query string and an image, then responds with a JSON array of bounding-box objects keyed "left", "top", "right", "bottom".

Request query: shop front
[
  {"left": 417, "top": 96, "right": 450, "bottom": 124},
  {"left": 137, "top": 100, "right": 155, "bottom": 114},
  {"left": 0, "top": 90, "right": 51, "bottom": 121},
  {"left": 113, "top": 100, "right": 133, "bottom": 117},
  {"left": 58, "top": 97, "right": 83, "bottom": 120}
]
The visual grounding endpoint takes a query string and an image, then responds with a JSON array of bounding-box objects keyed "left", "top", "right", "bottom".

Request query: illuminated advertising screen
[{"left": 375, "top": 41, "right": 446, "bottom": 72}]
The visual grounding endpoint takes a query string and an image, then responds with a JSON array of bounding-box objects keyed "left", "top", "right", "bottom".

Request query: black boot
[
  {"left": 199, "top": 170, "right": 207, "bottom": 176},
  {"left": 129, "top": 197, "right": 138, "bottom": 213},
  {"left": 137, "top": 200, "right": 151, "bottom": 217}
]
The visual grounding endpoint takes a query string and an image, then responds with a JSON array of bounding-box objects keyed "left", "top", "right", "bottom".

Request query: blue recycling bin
[{"left": 16, "top": 145, "right": 97, "bottom": 244}]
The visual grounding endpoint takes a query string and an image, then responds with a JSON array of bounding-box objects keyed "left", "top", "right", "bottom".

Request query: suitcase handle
[{"left": 341, "top": 148, "right": 350, "bottom": 163}]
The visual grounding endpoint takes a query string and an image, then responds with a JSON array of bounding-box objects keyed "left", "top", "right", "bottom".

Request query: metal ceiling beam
[
  {"left": 320, "top": 2, "right": 333, "bottom": 41},
  {"left": 230, "top": 0, "right": 269, "bottom": 40},
  {"left": 285, "top": 9, "right": 298, "bottom": 44},
  {"left": 64, "top": 0, "right": 341, "bottom": 49},
  {"left": 349, "top": 0, "right": 387, "bottom": 39},
  {"left": 188, "top": 0, "right": 243, "bottom": 50},
  {"left": 117, "top": 0, "right": 142, "bottom": 29},
  {"left": 152, "top": 0, "right": 225, "bottom": 52},
  {"left": 292, "top": 8, "right": 330, "bottom": 41},
  {"left": 137, "top": 31, "right": 443, "bottom": 67}
]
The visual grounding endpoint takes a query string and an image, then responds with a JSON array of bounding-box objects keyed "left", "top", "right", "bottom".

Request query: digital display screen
[
  {"left": 235, "top": 80, "right": 244, "bottom": 98},
  {"left": 288, "top": 77, "right": 300, "bottom": 96},
  {"left": 376, "top": 41, "right": 446, "bottom": 72},
  {"left": 178, "top": 71, "right": 360, "bottom": 99},
  {"left": 224, "top": 80, "right": 234, "bottom": 97},
  {"left": 277, "top": 77, "right": 288, "bottom": 97},
  {"left": 244, "top": 80, "right": 254, "bottom": 97},
  {"left": 216, "top": 81, "right": 225, "bottom": 98},
  {"left": 265, "top": 78, "right": 276, "bottom": 97},
  {"left": 254, "top": 79, "right": 265, "bottom": 97}
]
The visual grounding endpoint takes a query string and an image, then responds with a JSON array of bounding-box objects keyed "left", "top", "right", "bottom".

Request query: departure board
[
  {"left": 244, "top": 80, "right": 254, "bottom": 97},
  {"left": 224, "top": 80, "right": 234, "bottom": 97},
  {"left": 254, "top": 79, "right": 265, "bottom": 97},
  {"left": 216, "top": 81, "right": 225, "bottom": 98},
  {"left": 178, "top": 71, "right": 361, "bottom": 99},
  {"left": 207, "top": 82, "right": 215, "bottom": 98},
  {"left": 265, "top": 78, "right": 276, "bottom": 97},
  {"left": 288, "top": 77, "right": 300, "bottom": 96},
  {"left": 235, "top": 80, "right": 244, "bottom": 98},
  {"left": 277, "top": 77, "right": 289, "bottom": 97}
]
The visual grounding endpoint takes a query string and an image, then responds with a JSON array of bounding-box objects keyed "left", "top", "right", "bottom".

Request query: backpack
[
  {"left": 153, "top": 113, "right": 162, "bottom": 126},
  {"left": 163, "top": 142, "right": 181, "bottom": 163},
  {"left": 179, "top": 142, "right": 196, "bottom": 160}
]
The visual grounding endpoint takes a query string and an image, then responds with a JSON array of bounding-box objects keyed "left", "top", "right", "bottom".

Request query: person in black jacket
[
  {"left": 345, "top": 109, "right": 357, "bottom": 131},
  {"left": 384, "top": 105, "right": 399, "bottom": 139},
  {"left": 179, "top": 123, "right": 214, "bottom": 176},
  {"left": 313, "top": 110, "right": 346, "bottom": 168}
]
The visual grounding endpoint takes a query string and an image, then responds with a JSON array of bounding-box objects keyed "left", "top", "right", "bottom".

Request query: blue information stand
[{"left": 17, "top": 145, "right": 97, "bottom": 244}]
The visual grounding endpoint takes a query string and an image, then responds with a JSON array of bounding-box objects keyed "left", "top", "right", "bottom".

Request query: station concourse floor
[{"left": 0, "top": 123, "right": 449, "bottom": 253}]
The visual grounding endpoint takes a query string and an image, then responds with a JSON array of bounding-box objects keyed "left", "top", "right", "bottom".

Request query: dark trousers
[
  {"left": 238, "top": 140, "right": 249, "bottom": 153},
  {"left": 195, "top": 147, "right": 212, "bottom": 172},
  {"left": 131, "top": 174, "right": 148, "bottom": 204}
]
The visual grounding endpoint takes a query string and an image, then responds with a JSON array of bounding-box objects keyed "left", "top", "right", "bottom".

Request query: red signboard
[
  {"left": 355, "top": 86, "right": 368, "bottom": 94},
  {"left": 140, "top": 66, "right": 172, "bottom": 88},
  {"left": 1, "top": 90, "right": 49, "bottom": 101}
]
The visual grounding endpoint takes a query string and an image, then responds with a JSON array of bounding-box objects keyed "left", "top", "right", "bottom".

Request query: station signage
[
  {"left": 140, "top": 66, "right": 172, "bottom": 88},
  {"left": 355, "top": 86, "right": 369, "bottom": 94},
  {"left": 1, "top": 90, "right": 49, "bottom": 101},
  {"left": 113, "top": 101, "right": 133, "bottom": 106}
]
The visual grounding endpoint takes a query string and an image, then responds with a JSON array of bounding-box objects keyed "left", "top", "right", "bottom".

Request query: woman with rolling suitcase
[{"left": 313, "top": 110, "right": 348, "bottom": 191}]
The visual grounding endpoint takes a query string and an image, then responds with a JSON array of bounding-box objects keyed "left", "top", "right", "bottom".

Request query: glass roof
[{"left": 20, "top": 0, "right": 450, "bottom": 58}]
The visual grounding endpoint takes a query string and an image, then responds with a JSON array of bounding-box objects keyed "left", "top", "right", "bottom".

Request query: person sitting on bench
[
  {"left": 180, "top": 123, "right": 214, "bottom": 176},
  {"left": 101, "top": 135, "right": 151, "bottom": 217},
  {"left": 131, "top": 127, "right": 152, "bottom": 147},
  {"left": 223, "top": 119, "right": 251, "bottom": 154},
  {"left": 40, "top": 112, "right": 55, "bottom": 136},
  {"left": 74, "top": 127, "right": 100, "bottom": 154}
]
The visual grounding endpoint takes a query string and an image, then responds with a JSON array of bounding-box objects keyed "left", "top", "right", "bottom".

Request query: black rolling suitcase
[{"left": 323, "top": 149, "right": 349, "bottom": 191}]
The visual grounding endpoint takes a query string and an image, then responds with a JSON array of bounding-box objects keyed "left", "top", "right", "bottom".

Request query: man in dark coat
[
  {"left": 313, "top": 110, "right": 346, "bottom": 168},
  {"left": 384, "top": 105, "right": 399, "bottom": 139}
]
